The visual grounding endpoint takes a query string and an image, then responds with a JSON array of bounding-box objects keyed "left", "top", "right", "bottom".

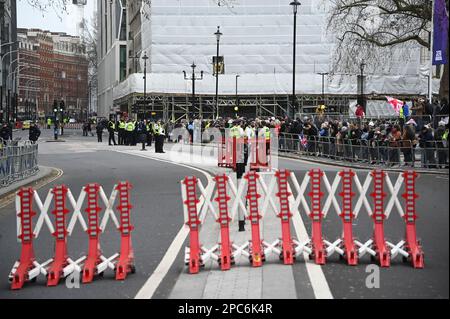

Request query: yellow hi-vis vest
[
  {"left": 126, "top": 122, "right": 134, "bottom": 132},
  {"left": 263, "top": 126, "right": 270, "bottom": 140},
  {"left": 47, "top": 118, "right": 52, "bottom": 124},
  {"left": 119, "top": 121, "right": 126, "bottom": 129},
  {"left": 230, "top": 125, "right": 241, "bottom": 138}
]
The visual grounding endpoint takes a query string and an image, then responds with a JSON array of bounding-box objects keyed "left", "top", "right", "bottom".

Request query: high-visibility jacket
[
  {"left": 154, "top": 123, "right": 165, "bottom": 135},
  {"left": 263, "top": 126, "right": 270, "bottom": 140},
  {"left": 125, "top": 122, "right": 134, "bottom": 132},
  {"left": 230, "top": 125, "right": 243, "bottom": 138},
  {"left": 399, "top": 107, "right": 405, "bottom": 119},
  {"left": 108, "top": 121, "right": 115, "bottom": 130},
  {"left": 47, "top": 118, "right": 52, "bottom": 125},
  {"left": 443, "top": 129, "right": 449, "bottom": 141},
  {"left": 119, "top": 121, "right": 126, "bottom": 129}
]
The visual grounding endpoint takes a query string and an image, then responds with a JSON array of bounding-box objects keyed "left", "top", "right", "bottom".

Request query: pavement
[{"left": 0, "top": 128, "right": 448, "bottom": 299}]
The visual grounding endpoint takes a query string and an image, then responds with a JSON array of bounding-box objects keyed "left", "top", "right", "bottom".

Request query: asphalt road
[{"left": 0, "top": 129, "right": 448, "bottom": 299}]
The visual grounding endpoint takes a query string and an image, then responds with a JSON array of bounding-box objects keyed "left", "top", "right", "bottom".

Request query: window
[{"left": 119, "top": 45, "right": 127, "bottom": 82}]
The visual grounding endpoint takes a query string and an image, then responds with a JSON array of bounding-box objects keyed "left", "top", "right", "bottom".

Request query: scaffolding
[{"left": 113, "top": 92, "right": 418, "bottom": 121}]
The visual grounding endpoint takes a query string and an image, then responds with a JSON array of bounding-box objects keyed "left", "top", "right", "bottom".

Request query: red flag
[{"left": 386, "top": 96, "right": 404, "bottom": 114}]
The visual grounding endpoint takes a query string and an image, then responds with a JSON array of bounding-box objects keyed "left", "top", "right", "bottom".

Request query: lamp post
[
  {"left": 142, "top": 52, "right": 149, "bottom": 111},
  {"left": 183, "top": 62, "right": 204, "bottom": 119},
  {"left": 214, "top": 26, "right": 222, "bottom": 119},
  {"left": 359, "top": 61, "right": 366, "bottom": 112},
  {"left": 290, "top": 1, "right": 301, "bottom": 118},
  {"left": 235, "top": 74, "right": 240, "bottom": 117},
  {"left": 317, "top": 72, "right": 329, "bottom": 107}
]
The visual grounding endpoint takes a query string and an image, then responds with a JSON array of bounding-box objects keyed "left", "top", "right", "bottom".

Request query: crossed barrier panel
[
  {"left": 218, "top": 137, "right": 271, "bottom": 171},
  {"left": 9, "top": 181, "right": 135, "bottom": 290},
  {"left": 181, "top": 169, "right": 424, "bottom": 274}
]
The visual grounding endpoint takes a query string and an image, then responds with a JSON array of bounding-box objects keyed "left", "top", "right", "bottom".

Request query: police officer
[
  {"left": 125, "top": 119, "right": 135, "bottom": 145},
  {"left": 154, "top": 120, "right": 166, "bottom": 153},
  {"left": 47, "top": 117, "right": 52, "bottom": 129},
  {"left": 136, "top": 119, "right": 148, "bottom": 151},
  {"left": 107, "top": 117, "right": 117, "bottom": 146},
  {"left": 146, "top": 120, "right": 153, "bottom": 147},
  {"left": 96, "top": 122, "right": 103, "bottom": 143},
  {"left": 118, "top": 118, "right": 126, "bottom": 145}
]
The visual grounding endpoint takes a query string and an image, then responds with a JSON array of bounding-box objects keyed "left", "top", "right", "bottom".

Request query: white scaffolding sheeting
[{"left": 114, "top": 0, "right": 439, "bottom": 100}]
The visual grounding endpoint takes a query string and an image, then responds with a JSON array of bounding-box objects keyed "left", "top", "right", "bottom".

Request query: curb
[{"left": 0, "top": 166, "right": 63, "bottom": 209}]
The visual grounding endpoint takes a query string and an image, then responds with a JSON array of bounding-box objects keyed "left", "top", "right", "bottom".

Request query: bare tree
[{"left": 327, "top": 0, "right": 449, "bottom": 98}]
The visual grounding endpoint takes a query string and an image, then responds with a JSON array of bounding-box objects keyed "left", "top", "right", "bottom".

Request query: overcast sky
[{"left": 17, "top": 0, "right": 97, "bottom": 36}]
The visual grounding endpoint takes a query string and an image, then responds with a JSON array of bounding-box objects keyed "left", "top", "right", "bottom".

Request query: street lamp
[
  {"left": 317, "top": 72, "right": 329, "bottom": 107},
  {"left": 359, "top": 61, "right": 366, "bottom": 112},
  {"left": 235, "top": 75, "right": 240, "bottom": 117},
  {"left": 183, "top": 62, "right": 204, "bottom": 119},
  {"left": 214, "top": 26, "right": 222, "bottom": 119},
  {"left": 290, "top": 0, "right": 301, "bottom": 118},
  {"left": 142, "top": 52, "right": 149, "bottom": 112}
]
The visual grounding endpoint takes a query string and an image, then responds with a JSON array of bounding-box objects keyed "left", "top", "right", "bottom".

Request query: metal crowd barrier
[
  {"left": 0, "top": 139, "right": 39, "bottom": 188},
  {"left": 279, "top": 133, "right": 449, "bottom": 169}
]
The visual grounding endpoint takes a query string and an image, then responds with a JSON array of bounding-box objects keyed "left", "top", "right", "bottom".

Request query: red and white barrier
[
  {"left": 9, "top": 181, "right": 135, "bottom": 290},
  {"left": 217, "top": 137, "right": 271, "bottom": 171},
  {"left": 181, "top": 169, "right": 424, "bottom": 273}
]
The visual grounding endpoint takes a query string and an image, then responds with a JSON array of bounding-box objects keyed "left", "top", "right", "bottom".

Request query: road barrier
[
  {"left": 218, "top": 137, "right": 271, "bottom": 171},
  {"left": 181, "top": 169, "right": 424, "bottom": 274},
  {"left": 9, "top": 181, "right": 135, "bottom": 290},
  {"left": 1, "top": 140, "right": 39, "bottom": 187}
]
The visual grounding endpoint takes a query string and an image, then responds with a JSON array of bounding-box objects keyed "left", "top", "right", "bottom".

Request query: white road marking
[
  {"left": 291, "top": 210, "right": 334, "bottom": 299},
  {"left": 114, "top": 150, "right": 213, "bottom": 299}
]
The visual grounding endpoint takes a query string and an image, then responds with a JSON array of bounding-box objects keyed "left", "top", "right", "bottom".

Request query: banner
[
  {"left": 432, "top": 0, "right": 449, "bottom": 65},
  {"left": 386, "top": 96, "right": 404, "bottom": 115}
]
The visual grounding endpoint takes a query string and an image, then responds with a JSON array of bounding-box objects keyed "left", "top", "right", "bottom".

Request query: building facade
[
  {"left": 17, "top": 28, "right": 89, "bottom": 120},
  {"left": 97, "top": 0, "right": 128, "bottom": 118},
  {"left": 0, "top": 0, "right": 17, "bottom": 122},
  {"left": 98, "top": 0, "right": 442, "bottom": 120}
]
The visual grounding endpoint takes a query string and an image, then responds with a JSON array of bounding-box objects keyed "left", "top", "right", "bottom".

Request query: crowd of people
[
  {"left": 87, "top": 117, "right": 167, "bottom": 153},
  {"left": 165, "top": 103, "right": 449, "bottom": 169}
]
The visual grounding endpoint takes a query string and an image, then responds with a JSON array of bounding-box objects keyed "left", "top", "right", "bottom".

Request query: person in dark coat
[
  {"left": 0, "top": 123, "right": 10, "bottom": 142},
  {"left": 96, "top": 123, "right": 104, "bottom": 143},
  {"left": 136, "top": 120, "right": 148, "bottom": 151},
  {"left": 29, "top": 123, "right": 41, "bottom": 143}
]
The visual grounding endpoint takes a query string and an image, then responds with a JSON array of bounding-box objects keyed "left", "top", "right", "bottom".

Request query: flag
[
  {"left": 386, "top": 96, "right": 404, "bottom": 114},
  {"left": 433, "top": 0, "right": 449, "bottom": 65},
  {"left": 300, "top": 134, "right": 308, "bottom": 148}
]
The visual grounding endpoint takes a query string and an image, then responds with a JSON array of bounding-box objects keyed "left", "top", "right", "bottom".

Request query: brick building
[{"left": 17, "top": 28, "right": 88, "bottom": 120}]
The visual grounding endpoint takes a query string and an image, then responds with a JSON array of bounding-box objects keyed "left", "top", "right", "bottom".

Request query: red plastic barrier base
[
  {"left": 82, "top": 184, "right": 102, "bottom": 283},
  {"left": 215, "top": 175, "right": 233, "bottom": 271},
  {"left": 245, "top": 171, "right": 264, "bottom": 267},
  {"left": 402, "top": 171, "right": 424, "bottom": 269},
  {"left": 339, "top": 170, "right": 358, "bottom": 266},
  {"left": 11, "top": 188, "right": 36, "bottom": 290},
  {"left": 308, "top": 169, "right": 326, "bottom": 265},
  {"left": 115, "top": 181, "right": 135, "bottom": 280},
  {"left": 47, "top": 185, "right": 70, "bottom": 286},
  {"left": 275, "top": 170, "right": 295, "bottom": 265},
  {"left": 370, "top": 171, "right": 390, "bottom": 268},
  {"left": 183, "top": 177, "right": 202, "bottom": 274}
]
